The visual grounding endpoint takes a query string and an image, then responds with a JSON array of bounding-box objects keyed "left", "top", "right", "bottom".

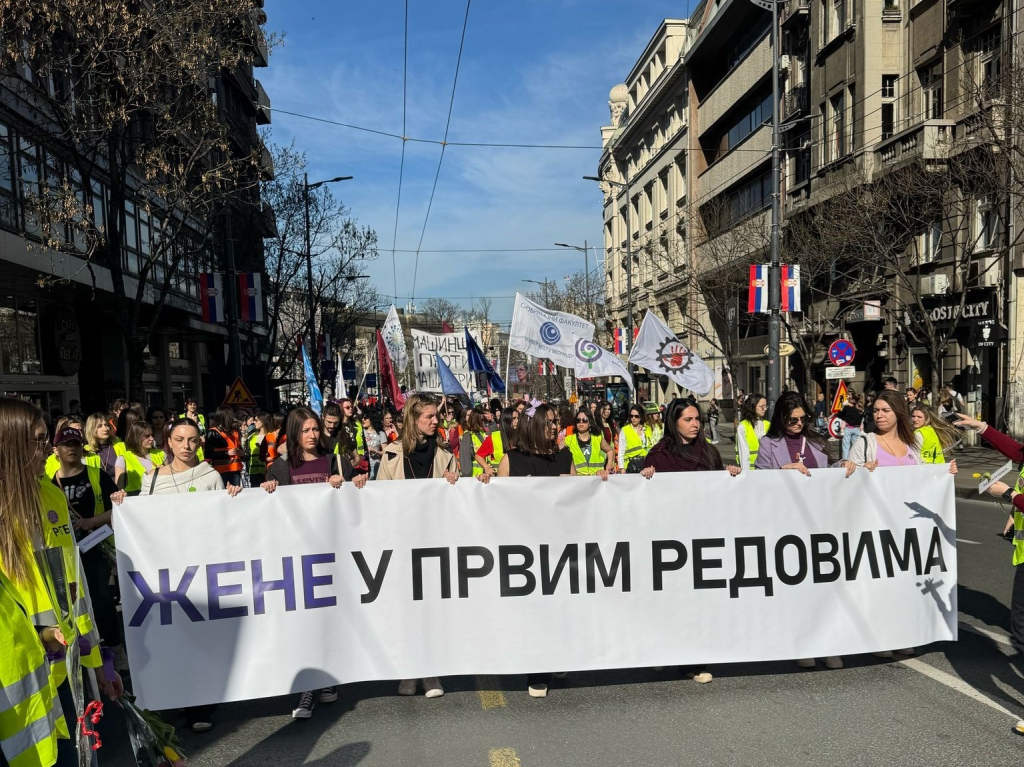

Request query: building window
[
  {"left": 0, "top": 123, "right": 16, "bottom": 229},
  {"left": 725, "top": 93, "right": 772, "bottom": 153},
  {"left": 919, "top": 62, "right": 943, "bottom": 121},
  {"left": 974, "top": 196, "right": 1001, "bottom": 251},
  {"left": 0, "top": 295, "right": 42, "bottom": 375},
  {"left": 881, "top": 75, "right": 898, "bottom": 139},
  {"left": 123, "top": 199, "right": 139, "bottom": 274},
  {"left": 976, "top": 28, "right": 1001, "bottom": 100},
  {"left": 17, "top": 138, "right": 41, "bottom": 236},
  {"left": 917, "top": 220, "right": 941, "bottom": 264},
  {"left": 829, "top": 91, "right": 846, "bottom": 161}
]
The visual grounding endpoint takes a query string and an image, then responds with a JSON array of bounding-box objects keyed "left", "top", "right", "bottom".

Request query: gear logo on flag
[
  {"left": 539, "top": 322, "right": 561, "bottom": 345},
  {"left": 574, "top": 338, "right": 603, "bottom": 369},
  {"left": 656, "top": 337, "right": 694, "bottom": 373}
]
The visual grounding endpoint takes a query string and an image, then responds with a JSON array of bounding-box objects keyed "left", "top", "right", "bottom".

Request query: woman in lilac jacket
[{"left": 755, "top": 391, "right": 850, "bottom": 671}]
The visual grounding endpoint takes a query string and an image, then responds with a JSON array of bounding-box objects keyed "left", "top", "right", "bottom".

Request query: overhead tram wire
[
  {"left": 389, "top": 0, "right": 410, "bottom": 301},
  {"left": 409, "top": 0, "right": 472, "bottom": 304}
]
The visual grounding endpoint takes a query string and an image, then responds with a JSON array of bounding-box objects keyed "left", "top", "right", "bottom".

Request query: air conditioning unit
[{"left": 920, "top": 274, "right": 950, "bottom": 295}]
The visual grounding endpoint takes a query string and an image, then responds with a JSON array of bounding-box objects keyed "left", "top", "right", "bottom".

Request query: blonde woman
[
  {"left": 378, "top": 394, "right": 458, "bottom": 698},
  {"left": 116, "top": 420, "right": 165, "bottom": 495},
  {"left": 910, "top": 403, "right": 960, "bottom": 464},
  {"left": 84, "top": 411, "right": 126, "bottom": 478}
]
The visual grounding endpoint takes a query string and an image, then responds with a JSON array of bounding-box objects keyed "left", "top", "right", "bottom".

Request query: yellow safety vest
[
  {"left": 469, "top": 432, "right": 489, "bottom": 477},
  {"left": 621, "top": 424, "right": 653, "bottom": 465},
  {"left": 178, "top": 412, "right": 206, "bottom": 433},
  {"left": 565, "top": 433, "right": 606, "bottom": 475},
  {"left": 123, "top": 450, "right": 163, "bottom": 494},
  {"left": 0, "top": 571, "right": 68, "bottom": 767},
  {"left": 735, "top": 419, "right": 766, "bottom": 469},
  {"left": 51, "top": 466, "right": 105, "bottom": 521},
  {"left": 43, "top": 453, "right": 59, "bottom": 479},
  {"left": 916, "top": 425, "right": 945, "bottom": 464},
  {"left": 1012, "top": 466, "right": 1024, "bottom": 568},
  {"left": 248, "top": 432, "right": 266, "bottom": 476},
  {"left": 491, "top": 431, "right": 505, "bottom": 465},
  {"left": 83, "top": 439, "right": 126, "bottom": 474}
]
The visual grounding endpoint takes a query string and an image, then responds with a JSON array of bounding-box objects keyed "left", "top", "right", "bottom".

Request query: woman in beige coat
[{"left": 377, "top": 393, "right": 459, "bottom": 697}]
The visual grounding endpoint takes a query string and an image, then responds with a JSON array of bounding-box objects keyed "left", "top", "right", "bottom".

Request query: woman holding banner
[
  {"left": 735, "top": 393, "right": 769, "bottom": 471},
  {"left": 378, "top": 394, "right": 458, "bottom": 699},
  {"left": 617, "top": 404, "right": 653, "bottom": 471},
  {"left": 754, "top": 392, "right": 845, "bottom": 670},
  {"left": 474, "top": 406, "right": 519, "bottom": 479},
  {"left": 640, "top": 397, "right": 740, "bottom": 684},
  {"left": 260, "top": 406, "right": 366, "bottom": 719}
]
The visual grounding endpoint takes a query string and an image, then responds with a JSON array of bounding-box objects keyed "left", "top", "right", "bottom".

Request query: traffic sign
[
  {"left": 221, "top": 377, "right": 258, "bottom": 409},
  {"left": 830, "top": 380, "right": 849, "bottom": 413},
  {"left": 827, "top": 414, "right": 844, "bottom": 439},
  {"left": 825, "top": 366, "right": 856, "bottom": 380},
  {"left": 827, "top": 338, "right": 856, "bottom": 366}
]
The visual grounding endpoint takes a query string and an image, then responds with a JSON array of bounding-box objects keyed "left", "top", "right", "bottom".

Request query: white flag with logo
[
  {"left": 509, "top": 293, "right": 595, "bottom": 368},
  {"left": 381, "top": 305, "right": 408, "bottom": 374},
  {"left": 628, "top": 311, "right": 715, "bottom": 395},
  {"left": 573, "top": 339, "right": 633, "bottom": 391}
]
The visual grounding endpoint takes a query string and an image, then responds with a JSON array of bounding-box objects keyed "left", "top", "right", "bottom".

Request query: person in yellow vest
[
  {"left": 646, "top": 403, "right": 664, "bottom": 444},
  {"left": 246, "top": 412, "right": 271, "bottom": 486},
  {"left": 83, "top": 412, "right": 126, "bottom": 479},
  {"left": 567, "top": 408, "right": 614, "bottom": 476},
  {"left": 474, "top": 406, "right": 518, "bottom": 478},
  {"left": 44, "top": 416, "right": 84, "bottom": 481},
  {"left": 459, "top": 408, "right": 493, "bottom": 477},
  {"left": 617, "top": 404, "right": 654, "bottom": 471},
  {"left": 339, "top": 399, "right": 365, "bottom": 462},
  {"left": 179, "top": 397, "right": 206, "bottom": 434},
  {"left": 735, "top": 393, "right": 768, "bottom": 471},
  {"left": 953, "top": 416, "right": 1024, "bottom": 676},
  {"left": 0, "top": 398, "right": 123, "bottom": 767},
  {"left": 114, "top": 421, "right": 165, "bottom": 495},
  {"left": 910, "top": 404, "right": 960, "bottom": 465}
]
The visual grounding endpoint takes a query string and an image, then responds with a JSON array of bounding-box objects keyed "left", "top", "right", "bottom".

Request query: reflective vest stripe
[
  {"left": 209, "top": 429, "right": 243, "bottom": 473},
  {"left": 0, "top": 662, "right": 49, "bottom": 713},
  {"left": 1, "top": 700, "right": 62, "bottom": 766},
  {"left": 27, "top": 609, "right": 58, "bottom": 627}
]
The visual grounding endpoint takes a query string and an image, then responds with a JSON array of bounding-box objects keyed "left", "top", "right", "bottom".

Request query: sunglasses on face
[
  {"left": 787, "top": 415, "right": 808, "bottom": 426},
  {"left": 576, "top": 418, "right": 589, "bottom": 423},
  {"left": 630, "top": 413, "right": 641, "bottom": 419}
]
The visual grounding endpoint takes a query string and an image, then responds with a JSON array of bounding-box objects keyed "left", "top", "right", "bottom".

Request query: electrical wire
[
  {"left": 410, "top": 0, "right": 472, "bottom": 303},
  {"left": 389, "top": 0, "right": 409, "bottom": 301}
]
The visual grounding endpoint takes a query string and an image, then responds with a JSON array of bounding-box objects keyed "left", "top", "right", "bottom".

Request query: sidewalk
[{"left": 712, "top": 422, "right": 1011, "bottom": 501}]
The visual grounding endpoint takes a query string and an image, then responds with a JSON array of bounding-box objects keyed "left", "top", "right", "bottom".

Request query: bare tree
[{"left": 0, "top": 0, "right": 268, "bottom": 398}]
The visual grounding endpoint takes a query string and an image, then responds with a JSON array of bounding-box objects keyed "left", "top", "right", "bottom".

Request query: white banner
[
  {"left": 509, "top": 293, "right": 595, "bottom": 368},
  {"left": 411, "top": 330, "right": 478, "bottom": 393},
  {"left": 115, "top": 466, "right": 957, "bottom": 710},
  {"left": 381, "top": 305, "right": 409, "bottom": 375}
]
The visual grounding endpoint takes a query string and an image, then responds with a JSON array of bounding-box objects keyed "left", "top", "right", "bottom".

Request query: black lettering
[
  {"left": 540, "top": 544, "right": 580, "bottom": 595},
  {"left": 498, "top": 545, "right": 536, "bottom": 597},
  {"left": 585, "top": 542, "right": 630, "bottom": 592},
  {"left": 457, "top": 546, "right": 495, "bottom": 598},
  {"left": 729, "top": 537, "right": 774, "bottom": 598},
  {"left": 652, "top": 540, "right": 688, "bottom": 591},
  {"left": 412, "top": 547, "right": 452, "bottom": 601},
  {"left": 692, "top": 538, "right": 727, "bottom": 590},
  {"left": 351, "top": 550, "right": 393, "bottom": 604},
  {"left": 774, "top": 535, "right": 808, "bottom": 586}
]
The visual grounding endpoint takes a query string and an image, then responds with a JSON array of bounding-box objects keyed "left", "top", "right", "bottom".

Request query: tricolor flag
[
  {"left": 237, "top": 273, "right": 264, "bottom": 322},
  {"left": 781, "top": 264, "right": 801, "bottom": 313},
  {"left": 748, "top": 264, "right": 769, "bottom": 314},
  {"left": 612, "top": 327, "right": 638, "bottom": 354},
  {"left": 199, "top": 273, "right": 224, "bottom": 323}
]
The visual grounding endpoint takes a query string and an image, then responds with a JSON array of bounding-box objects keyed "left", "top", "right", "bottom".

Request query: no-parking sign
[{"left": 827, "top": 338, "right": 856, "bottom": 366}]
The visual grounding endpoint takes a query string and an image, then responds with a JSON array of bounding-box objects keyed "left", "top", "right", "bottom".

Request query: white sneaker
[
  {"left": 318, "top": 687, "right": 338, "bottom": 703},
  {"left": 796, "top": 658, "right": 816, "bottom": 669},
  {"left": 397, "top": 679, "right": 417, "bottom": 696},
  {"left": 423, "top": 677, "right": 444, "bottom": 698},
  {"left": 688, "top": 670, "right": 713, "bottom": 684},
  {"left": 1013, "top": 719, "right": 1024, "bottom": 736},
  {"left": 824, "top": 656, "right": 844, "bottom": 669},
  {"left": 527, "top": 682, "right": 548, "bottom": 698},
  {"left": 291, "top": 691, "right": 315, "bottom": 719}
]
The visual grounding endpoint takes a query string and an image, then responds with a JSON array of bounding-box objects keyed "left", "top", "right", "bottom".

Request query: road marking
[
  {"left": 476, "top": 676, "right": 507, "bottom": 710},
  {"left": 955, "top": 537, "right": 981, "bottom": 544},
  {"left": 899, "top": 658, "right": 1020, "bottom": 720},
  {"left": 489, "top": 747, "right": 522, "bottom": 767}
]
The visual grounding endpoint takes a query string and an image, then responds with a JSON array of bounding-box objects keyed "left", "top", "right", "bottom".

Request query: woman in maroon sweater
[{"left": 640, "top": 397, "right": 739, "bottom": 685}]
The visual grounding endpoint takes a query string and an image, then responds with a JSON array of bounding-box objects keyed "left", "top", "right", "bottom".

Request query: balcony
[
  {"left": 783, "top": 85, "right": 808, "bottom": 121},
  {"left": 257, "top": 140, "right": 275, "bottom": 180},
  {"left": 252, "top": 26, "right": 269, "bottom": 68},
  {"left": 697, "top": 34, "right": 771, "bottom": 134},
  {"left": 696, "top": 123, "right": 771, "bottom": 202},
  {"left": 782, "top": 0, "right": 810, "bottom": 26},
  {"left": 254, "top": 79, "right": 271, "bottom": 125},
  {"left": 874, "top": 119, "right": 954, "bottom": 170}
]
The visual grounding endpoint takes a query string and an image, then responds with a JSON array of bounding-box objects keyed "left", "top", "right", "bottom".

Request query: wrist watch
[{"left": 1002, "top": 488, "right": 1015, "bottom": 503}]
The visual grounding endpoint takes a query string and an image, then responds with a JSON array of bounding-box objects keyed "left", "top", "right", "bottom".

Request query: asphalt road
[{"left": 92, "top": 493, "right": 1023, "bottom": 767}]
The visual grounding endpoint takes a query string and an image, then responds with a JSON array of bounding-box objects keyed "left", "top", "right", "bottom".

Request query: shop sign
[{"left": 906, "top": 289, "right": 995, "bottom": 327}]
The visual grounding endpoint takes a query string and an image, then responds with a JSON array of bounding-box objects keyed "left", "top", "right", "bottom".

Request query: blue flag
[
  {"left": 464, "top": 327, "right": 506, "bottom": 394},
  {"left": 435, "top": 353, "right": 471, "bottom": 404},
  {"left": 302, "top": 344, "right": 324, "bottom": 415}
]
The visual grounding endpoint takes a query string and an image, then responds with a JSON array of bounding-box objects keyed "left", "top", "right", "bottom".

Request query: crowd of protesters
[{"left": 4, "top": 376, "right": 1024, "bottom": 765}]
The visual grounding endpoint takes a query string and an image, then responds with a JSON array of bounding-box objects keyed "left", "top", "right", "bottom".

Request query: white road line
[
  {"left": 955, "top": 538, "right": 981, "bottom": 544},
  {"left": 958, "top": 617, "right": 1015, "bottom": 650},
  {"left": 899, "top": 658, "right": 1021, "bottom": 720}
]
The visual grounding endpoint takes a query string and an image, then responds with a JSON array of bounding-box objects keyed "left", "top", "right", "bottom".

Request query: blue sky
[{"left": 261, "top": 1, "right": 694, "bottom": 327}]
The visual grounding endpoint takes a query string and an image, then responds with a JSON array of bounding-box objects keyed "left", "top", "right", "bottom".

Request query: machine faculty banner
[{"left": 115, "top": 466, "right": 957, "bottom": 709}]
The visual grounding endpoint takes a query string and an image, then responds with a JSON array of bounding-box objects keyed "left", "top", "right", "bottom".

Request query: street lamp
[
  {"left": 302, "top": 173, "right": 353, "bottom": 370},
  {"left": 583, "top": 175, "right": 633, "bottom": 352},
  {"left": 554, "top": 241, "right": 592, "bottom": 322}
]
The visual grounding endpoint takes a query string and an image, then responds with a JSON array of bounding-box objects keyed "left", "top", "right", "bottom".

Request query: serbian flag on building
[
  {"left": 237, "top": 273, "right": 264, "bottom": 322},
  {"left": 781, "top": 264, "right": 801, "bottom": 312},
  {"left": 199, "top": 273, "right": 224, "bottom": 322},
  {"left": 747, "top": 264, "right": 769, "bottom": 314},
  {"left": 612, "top": 327, "right": 638, "bottom": 354}
]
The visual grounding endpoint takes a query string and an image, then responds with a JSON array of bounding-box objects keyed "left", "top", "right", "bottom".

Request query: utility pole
[
  {"left": 584, "top": 174, "right": 633, "bottom": 358},
  {"left": 224, "top": 212, "right": 242, "bottom": 380}
]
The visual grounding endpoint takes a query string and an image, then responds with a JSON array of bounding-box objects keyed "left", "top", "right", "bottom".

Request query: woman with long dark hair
[
  {"left": 566, "top": 407, "right": 614, "bottom": 475},
  {"left": 640, "top": 397, "right": 740, "bottom": 684},
  {"left": 473, "top": 405, "right": 519, "bottom": 479},
  {"left": 261, "top": 406, "right": 365, "bottom": 719},
  {"left": 378, "top": 394, "right": 458, "bottom": 699},
  {"left": 617, "top": 403, "right": 653, "bottom": 471},
  {"left": 117, "top": 420, "right": 164, "bottom": 495}
]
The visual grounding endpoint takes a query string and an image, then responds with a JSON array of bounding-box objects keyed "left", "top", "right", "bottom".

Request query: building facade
[{"left": 0, "top": 2, "right": 274, "bottom": 417}]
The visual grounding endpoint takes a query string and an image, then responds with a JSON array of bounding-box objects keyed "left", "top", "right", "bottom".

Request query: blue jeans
[{"left": 841, "top": 426, "right": 861, "bottom": 460}]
